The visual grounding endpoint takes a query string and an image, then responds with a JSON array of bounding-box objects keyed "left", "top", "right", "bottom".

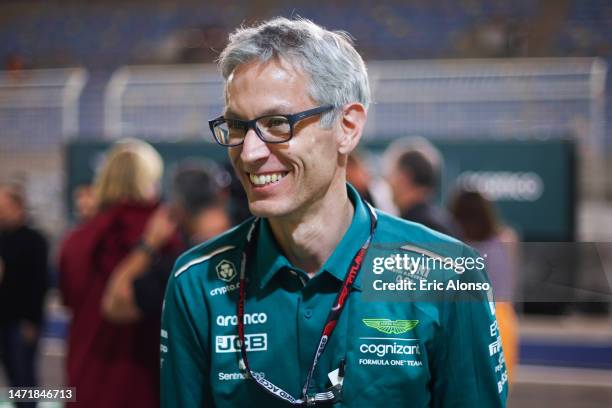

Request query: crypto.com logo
[{"left": 216, "top": 260, "right": 237, "bottom": 282}]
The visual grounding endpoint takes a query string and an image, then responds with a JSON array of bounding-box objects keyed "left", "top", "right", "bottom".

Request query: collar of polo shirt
[{"left": 254, "top": 183, "right": 371, "bottom": 291}]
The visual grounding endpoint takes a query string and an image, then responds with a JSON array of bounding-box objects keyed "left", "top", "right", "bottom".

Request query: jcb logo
[
  {"left": 215, "top": 333, "right": 268, "bottom": 353},
  {"left": 216, "top": 260, "right": 237, "bottom": 282}
]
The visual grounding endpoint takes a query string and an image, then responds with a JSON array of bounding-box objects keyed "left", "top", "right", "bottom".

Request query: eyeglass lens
[{"left": 214, "top": 116, "right": 291, "bottom": 145}]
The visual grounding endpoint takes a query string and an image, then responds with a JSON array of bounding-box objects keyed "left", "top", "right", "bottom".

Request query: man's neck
[{"left": 268, "top": 183, "right": 354, "bottom": 277}]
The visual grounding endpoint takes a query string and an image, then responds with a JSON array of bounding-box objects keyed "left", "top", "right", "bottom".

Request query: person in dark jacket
[
  {"left": 385, "top": 138, "right": 458, "bottom": 236},
  {"left": 0, "top": 184, "right": 48, "bottom": 405}
]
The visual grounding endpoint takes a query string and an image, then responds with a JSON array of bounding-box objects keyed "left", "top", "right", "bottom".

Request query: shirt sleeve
[
  {"left": 429, "top": 247, "right": 509, "bottom": 407},
  {"left": 160, "top": 269, "right": 212, "bottom": 407}
]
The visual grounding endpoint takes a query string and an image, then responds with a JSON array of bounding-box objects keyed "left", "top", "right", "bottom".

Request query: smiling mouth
[{"left": 248, "top": 172, "right": 289, "bottom": 187}]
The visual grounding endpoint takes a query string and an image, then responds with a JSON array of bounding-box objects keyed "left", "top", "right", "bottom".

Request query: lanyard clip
[
  {"left": 328, "top": 358, "right": 345, "bottom": 388},
  {"left": 304, "top": 387, "right": 342, "bottom": 406}
]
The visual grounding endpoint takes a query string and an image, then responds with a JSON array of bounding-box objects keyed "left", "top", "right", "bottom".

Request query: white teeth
[{"left": 249, "top": 172, "right": 287, "bottom": 186}]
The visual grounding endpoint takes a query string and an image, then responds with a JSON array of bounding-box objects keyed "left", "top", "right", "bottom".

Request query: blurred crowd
[{"left": 0, "top": 136, "right": 519, "bottom": 406}]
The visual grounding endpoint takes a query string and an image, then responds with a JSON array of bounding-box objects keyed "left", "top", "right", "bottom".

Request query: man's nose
[{"left": 240, "top": 127, "right": 270, "bottom": 165}]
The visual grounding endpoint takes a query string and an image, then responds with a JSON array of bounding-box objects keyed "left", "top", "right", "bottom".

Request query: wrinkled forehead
[
  {"left": 223, "top": 56, "right": 308, "bottom": 102},
  {"left": 223, "top": 57, "right": 316, "bottom": 117}
]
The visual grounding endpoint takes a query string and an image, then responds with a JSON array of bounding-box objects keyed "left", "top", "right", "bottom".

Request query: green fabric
[{"left": 161, "top": 184, "right": 508, "bottom": 407}]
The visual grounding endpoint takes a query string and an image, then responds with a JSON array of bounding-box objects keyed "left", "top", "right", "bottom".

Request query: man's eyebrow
[
  {"left": 223, "top": 109, "right": 244, "bottom": 120},
  {"left": 224, "top": 104, "right": 294, "bottom": 119}
]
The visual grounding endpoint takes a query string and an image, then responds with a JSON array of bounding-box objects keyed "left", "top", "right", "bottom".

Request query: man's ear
[{"left": 337, "top": 103, "right": 367, "bottom": 155}]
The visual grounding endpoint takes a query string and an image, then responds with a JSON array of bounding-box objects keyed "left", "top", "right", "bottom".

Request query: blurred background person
[
  {"left": 449, "top": 189, "right": 519, "bottom": 382},
  {"left": 385, "top": 138, "right": 458, "bottom": 236},
  {"left": 101, "top": 162, "right": 231, "bottom": 323},
  {"left": 171, "top": 163, "right": 232, "bottom": 245},
  {"left": 346, "top": 151, "right": 378, "bottom": 207},
  {"left": 0, "top": 183, "right": 48, "bottom": 407},
  {"left": 225, "top": 162, "right": 251, "bottom": 225},
  {"left": 72, "top": 183, "right": 97, "bottom": 223},
  {"left": 58, "top": 139, "right": 182, "bottom": 408}
]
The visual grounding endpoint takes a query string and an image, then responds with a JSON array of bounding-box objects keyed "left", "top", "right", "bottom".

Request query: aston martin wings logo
[{"left": 362, "top": 319, "right": 419, "bottom": 334}]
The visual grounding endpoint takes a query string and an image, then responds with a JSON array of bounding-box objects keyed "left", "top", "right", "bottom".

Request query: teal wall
[{"left": 65, "top": 138, "right": 575, "bottom": 241}]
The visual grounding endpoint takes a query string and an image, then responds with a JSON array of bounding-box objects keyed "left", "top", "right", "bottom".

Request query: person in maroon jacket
[{"left": 58, "top": 139, "right": 182, "bottom": 408}]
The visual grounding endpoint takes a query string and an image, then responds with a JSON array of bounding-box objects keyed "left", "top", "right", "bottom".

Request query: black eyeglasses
[{"left": 208, "top": 105, "right": 334, "bottom": 147}]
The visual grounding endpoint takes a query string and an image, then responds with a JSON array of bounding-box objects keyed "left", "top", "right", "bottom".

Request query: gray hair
[{"left": 218, "top": 17, "right": 370, "bottom": 127}]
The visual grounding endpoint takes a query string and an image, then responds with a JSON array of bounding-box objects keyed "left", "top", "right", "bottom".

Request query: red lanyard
[{"left": 236, "top": 202, "right": 377, "bottom": 406}]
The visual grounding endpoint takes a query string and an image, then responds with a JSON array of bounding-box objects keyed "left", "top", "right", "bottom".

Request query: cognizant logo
[{"left": 359, "top": 342, "right": 421, "bottom": 357}]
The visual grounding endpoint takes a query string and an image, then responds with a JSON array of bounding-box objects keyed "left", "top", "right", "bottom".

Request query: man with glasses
[{"left": 161, "top": 17, "right": 508, "bottom": 407}]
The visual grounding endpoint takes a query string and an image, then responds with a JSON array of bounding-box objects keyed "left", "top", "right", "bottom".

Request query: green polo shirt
[{"left": 161, "top": 184, "right": 508, "bottom": 407}]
